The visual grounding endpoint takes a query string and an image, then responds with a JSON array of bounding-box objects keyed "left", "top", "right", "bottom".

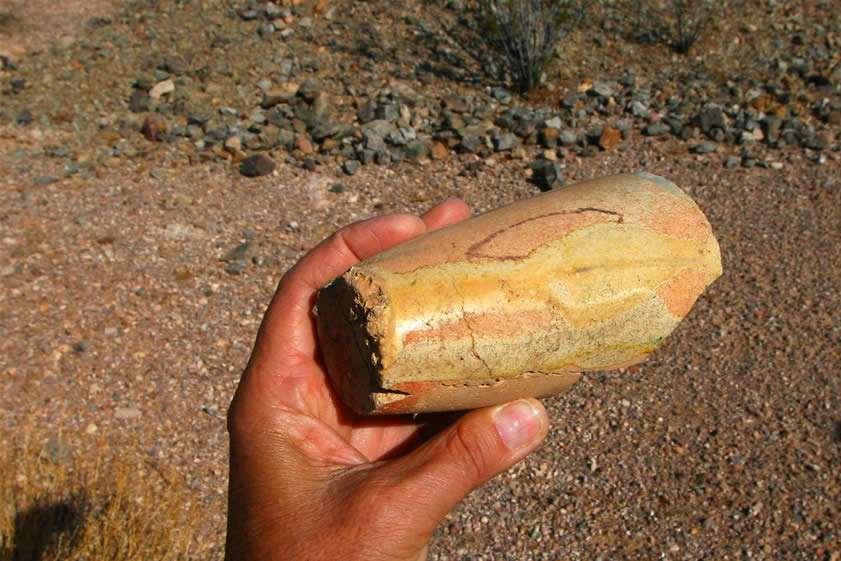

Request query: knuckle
[{"left": 446, "top": 421, "right": 492, "bottom": 484}]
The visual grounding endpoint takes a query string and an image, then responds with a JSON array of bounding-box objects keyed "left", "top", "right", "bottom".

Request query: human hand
[{"left": 225, "top": 200, "right": 550, "bottom": 561}]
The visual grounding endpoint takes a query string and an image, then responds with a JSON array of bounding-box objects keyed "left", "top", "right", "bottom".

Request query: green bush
[
  {"left": 476, "top": 0, "right": 582, "bottom": 93},
  {"left": 636, "top": 0, "right": 714, "bottom": 53}
]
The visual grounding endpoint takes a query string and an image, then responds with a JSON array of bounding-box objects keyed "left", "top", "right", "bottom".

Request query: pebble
[
  {"left": 343, "top": 159, "right": 360, "bottom": 175},
  {"left": 598, "top": 126, "right": 622, "bottom": 150},
  {"left": 643, "top": 123, "right": 670, "bottom": 136},
  {"left": 528, "top": 159, "right": 565, "bottom": 191},
  {"left": 35, "top": 176, "right": 59, "bottom": 185},
  {"left": 114, "top": 407, "right": 142, "bottom": 420},
  {"left": 691, "top": 141, "right": 718, "bottom": 154},
  {"left": 239, "top": 153, "right": 276, "bottom": 177},
  {"left": 149, "top": 79, "right": 175, "bottom": 100},
  {"left": 493, "top": 133, "right": 518, "bottom": 151},
  {"left": 16, "top": 108, "right": 32, "bottom": 125}
]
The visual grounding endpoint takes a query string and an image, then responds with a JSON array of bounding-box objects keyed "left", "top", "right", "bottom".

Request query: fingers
[
  {"left": 420, "top": 199, "right": 472, "bottom": 232},
  {"left": 369, "top": 399, "right": 549, "bottom": 537},
  {"left": 244, "top": 199, "right": 472, "bottom": 399}
]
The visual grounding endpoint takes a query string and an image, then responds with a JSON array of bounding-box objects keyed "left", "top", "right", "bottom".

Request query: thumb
[{"left": 379, "top": 399, "right": 549, "bottom": 535}]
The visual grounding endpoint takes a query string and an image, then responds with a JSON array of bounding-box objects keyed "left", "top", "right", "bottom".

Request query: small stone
[
  {"left": 141, "top": 116, "right": 166, "bottom": 141},
  {"left": 643, "top": 122, "right": 670, "bottom": 136},
  {"left": 543, "top": 116, "right": 563, "bottom": 130},
  {"left": 160, "top": 54, "right": 187, "bottom": 76},
  {"left": 129, "top": 90, "right": 151, "bottom": 113},
  {"left": 457, "top": 136, "right": 482, "bottom": 154},
  {"left": 493, "top": 133, "right": 518, "bottom": 152},
  {"left": 804, "top": 132, "right": 830, "bottom": 151},
  {"left": 84, "top": 423, "right": 98, "bottom": 435},
  {"left": 696, "top": 106, "right": 725, "bottom": 133},
  {"left": 559, "top": 131, "right": 578, "bottom": 146},
  {"left": 294, "top": 134, "right": 314, "bottom": 153},
  {"left": 528, "top": 159, "right": 565, "bottom": 191},
  {"left": 34, "top": 176, "right": 59, "bottom": 185},
  {"left": 539, "top": 127, "right": 560, "bottom": 148},
  {"left": 222, "top": 241, "right": 257, "bottom": 263},
  {"left": 561, "top": 91, "right": 578, "bottom": 109},
  {"left": 16, "top": 108, "right": 32, "bottom": 125},
  {"left": 430, "top": 141, "right": 448, "bottom": 160},
  {"left": 149, "top": 79, "right": 175, "bottom": 100},
  {"left": 343, "top": 159, "right": 360, "bottom": 175},
  {"left": 588, "top": 81, "right": 614, "bottom": 98},
  {"left": 404, "top": 139, "right": 429, "bottom": 162},
  {"left": 225, "top": 260, "right": 249, "bottom": 275},
  {"left": 73, "top": 341, "right": 88, "bottom": 353},
  {"left": 114, "top": 407, "right": 142, "bottom": 420},
  {"left": 629, "top": 100, "right": 650, "bottom": 119},
  {"left": 329, "top": 183, "right": 345, "bottom": 193},
  {"left": 240, "top": 153, "right": 276, "bottom": 177},
  {"left": 598, "top": 126, "right": 622, "bottom": 150},
  {"left": 691, "top": 141, "right": 718, "bottom": 154},
  {"left": 723, "top": 156, "right": 739, "bottom": 168},
  {"left": 224, "top": 135, "right": 242, "bottom": 154},
  {"left": 444, "top": 96, "right": 469, "bottom": 112}
]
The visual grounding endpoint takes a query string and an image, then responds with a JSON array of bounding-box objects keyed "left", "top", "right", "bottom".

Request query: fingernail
[{"left": 493, "top": 399, "right": 542, "bottom": 450}]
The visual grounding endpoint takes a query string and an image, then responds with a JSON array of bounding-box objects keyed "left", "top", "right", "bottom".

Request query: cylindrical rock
[{"left": 315, "top": 173, "right": 722, "bottom": 414}]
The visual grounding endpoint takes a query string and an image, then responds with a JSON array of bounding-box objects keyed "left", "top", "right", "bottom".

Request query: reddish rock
[
  {"left": 141, "top": 116, "right": 165, "bottom": 141},
  {"left": 430, "top": 141, "right": 448, "bottom": 160},
  {"left": 295, "top": 134, "right": 314, "bottom": 153},
  {"left": 599, "top": 126, "right": 622, "bottom": 150}
]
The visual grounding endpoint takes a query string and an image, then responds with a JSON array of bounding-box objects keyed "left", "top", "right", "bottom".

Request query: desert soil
[{"left": 1, "top": 0, "right": 840, "bottom": 559}]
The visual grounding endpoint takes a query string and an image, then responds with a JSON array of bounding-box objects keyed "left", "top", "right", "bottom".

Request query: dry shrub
[{"left": 1, "top": 429, "right": 201, "bottom": 561}]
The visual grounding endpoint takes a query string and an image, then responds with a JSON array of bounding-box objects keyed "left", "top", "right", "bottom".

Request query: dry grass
[{"left": 1, "top": 428, "right": 202, "bottom": 561}]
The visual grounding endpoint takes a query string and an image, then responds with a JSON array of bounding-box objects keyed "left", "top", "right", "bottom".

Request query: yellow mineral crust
[{"left": 315, "top": 173, "right": 722, "bottom": 414}]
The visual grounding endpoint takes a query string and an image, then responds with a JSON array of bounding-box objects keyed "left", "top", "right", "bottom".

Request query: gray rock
[
  {"left": 225, "top": 260, "right": 249, "bottom": 274},
  {"left": 724, "top": 156, "right": 739, "bottom": 168},
  {"left": 457, "top": 135, "right": 482, "bottom": 153},
  {"left": 358, "top": 149, "right": 376, "bottom": 165},
  {"left": 376, "top": 103, "right": 401, "bottom": 122},
  {"left": 643, "top": 122, "right": 670, "bottom": 136},
  {"left": 691, "top": 141, "right": 718, "bottom": 154},
  {"left": 129, "top": 90, "right": 151, "bottom": 113},
  {"left": 403, "top": 139, "right": 429, "bottom": 162},
  {"left": 696, "top": 106, "right": 725, "bottom": 133},
  {"left": 559, "top": 130, "right": 578, "bottom": 146},
  {"left": 357, "top": 99, "right": 377, "bottom": 123},
  {"left": 780, "top": 129, "right": 801, "bottom": 145},
  {"left": 256, "top": 78, "right": 273, "bottom": 93},
  {"left": 804, "top": 132, "right": 829, "bottom": 150},
  {"left": 494, "top": 133, "right": 519, "bottom": 151},
  {"left": 528, "top": 159, "right": 565, "bottom": 191},
  {"left": 543, "top": 116, "right": 563, "bottom": 130},
  {"left": 239, "top": 153, "right": 276, "bottom": 177},
  {"left": 265, "top": 1, "right": 284, "bottom": 19},
  {"left": 258, "top": 22, "right": 275, "bottom": 38},
  {"left": 492, "top": 87, "right": 512, "bottom": 104},
  {"left": 343, "top": 159, "right": 360, "bottom": 175},
  {"left": 16, "top": 108, "right": 32, "bottom": 125},
  {"left": 160, "top": 54, "right": 187, "bottom": 76},
  {"left": 35, "top": 176, "right": 59, "bottom": 185},
  {"left": 561, "top": 91, "right": 578, "bottom": 109},
  {"left": 588, "top": 81, "right": 614, "bottom": 99},
  {"left": 364, "top": 133, "right": 387, "bottom": 153},
  {"left": 222, "top": 241, "right": 257, "bottom": 263}
]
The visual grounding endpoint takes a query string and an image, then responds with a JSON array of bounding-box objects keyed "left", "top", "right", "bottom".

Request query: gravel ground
[{"left": 1, "top": 0, "right": 840, "bottom": 559}]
